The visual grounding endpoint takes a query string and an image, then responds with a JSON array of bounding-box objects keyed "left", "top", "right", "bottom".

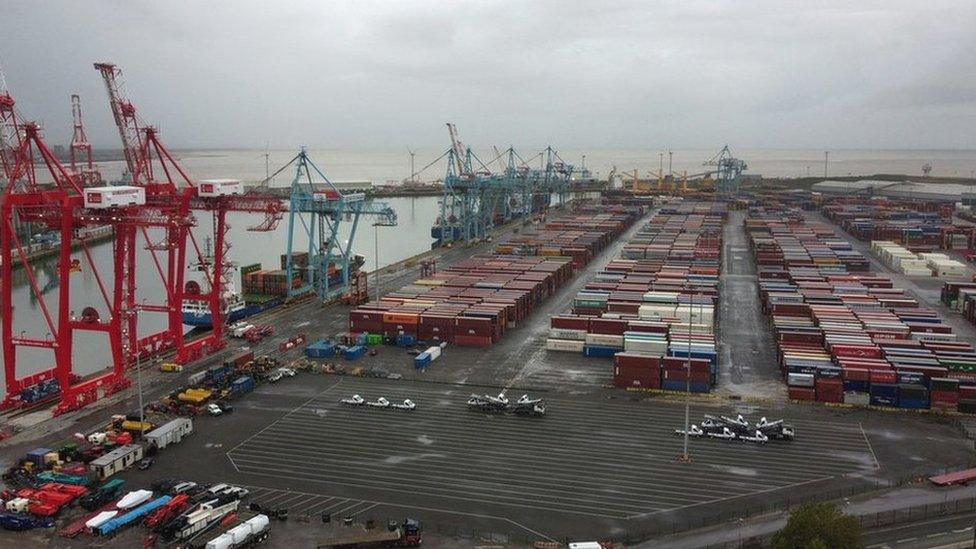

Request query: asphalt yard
[{"left": 225, "top": 377, "right": 878, "bottom": 532}]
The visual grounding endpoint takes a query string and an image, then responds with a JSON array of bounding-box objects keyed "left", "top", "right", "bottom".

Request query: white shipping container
[
  {"left": 624, "top": 339, "right": 667, "bottom": 353},
  {"left": 584, "top": 333, "right": 624, "bottom": 348},
  {"left": 84, "top": 185, "right": 146, "bottom": 209},
  {"left": 546, "top": 338, "right": 585, "bottom": 352},
  {"left": 787, "top": 373, "right": 815, "bottom": 387},
  {"left": 548, "top": 328, "right": 587, "bottom": 341},
  {"left": 844, "top": 391, "right": 870, "bottom": 406},
  {"left": 198, "top": 179, "right": 245, "bottom": 197},
  {"left": 426, "top": 346, "right": 441, "bottom": 360}
]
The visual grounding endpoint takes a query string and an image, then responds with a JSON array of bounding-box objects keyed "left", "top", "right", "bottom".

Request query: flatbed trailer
[{"left": 316, "top": 519, "right": 421, "bottom": 548}]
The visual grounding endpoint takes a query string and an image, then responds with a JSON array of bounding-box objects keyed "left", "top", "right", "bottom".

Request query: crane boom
[
  {"left": 446, "top": 123, "right": 467, "bottom": 175},
  {"left": 94, "top": 62, "right": 148, "bottom": 184},
  {"left": 0, "top": 65, "right": 25, "bottom": 185}
]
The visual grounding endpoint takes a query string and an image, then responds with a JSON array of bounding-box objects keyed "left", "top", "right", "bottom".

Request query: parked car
[
  {"left": 170, "top": 481, "right": 197, "bottom": 495},
  {"left": 137, "top": 457, "right": 155, "bottom": 470},
  {"left": 206, "top": 403, "right": 223, "bottom": 416}
]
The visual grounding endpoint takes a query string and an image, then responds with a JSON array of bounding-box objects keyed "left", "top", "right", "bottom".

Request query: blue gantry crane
[
  {"left": 433, "top": 124, "right": 574, "bottom": 247},
  {"left": 268, "top": 148, "right": 397, "bottom": 301},
  {"left": 703, "top": 145, "right": 747, "bottom": 196}
]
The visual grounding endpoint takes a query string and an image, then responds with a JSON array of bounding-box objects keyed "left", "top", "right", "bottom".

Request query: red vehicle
[
  {"left": 143, "top": 494, "right": 188, "bottom": 530},
  {"left": 17, "top": 488, "right": 73, "bottom": 508},
  {"left": 40, "top": 483, "right": 87, "bottom": 498}
]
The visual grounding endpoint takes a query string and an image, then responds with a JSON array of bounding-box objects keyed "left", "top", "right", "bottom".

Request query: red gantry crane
[
  {"left": 0, "top": 68, "right": 194, "bottom": 413},
  {"left": 93, "top": 62, "right": 284, "bottom": 364}
]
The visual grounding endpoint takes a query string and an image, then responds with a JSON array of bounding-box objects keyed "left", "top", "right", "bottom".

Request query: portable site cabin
[
  {"left": 145, "top": 418, "right": 193, "bottom": 450},
  {"left": 89, "top": 444, "right": 143, "bottom": 480}
]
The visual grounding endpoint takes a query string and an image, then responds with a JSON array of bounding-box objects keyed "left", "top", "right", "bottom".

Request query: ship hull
[{"left": 181, "top": 296, "right": 285, "bottom": 327}]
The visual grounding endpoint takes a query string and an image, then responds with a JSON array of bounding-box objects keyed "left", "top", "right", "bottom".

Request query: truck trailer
[
  {"left": 205, "top": 514, "right": 270, "bottom": 548},
  {"left": 316, "top": 519, "right": 421, "bottom": 548},
  {"left": 145, "top": 418, "right": 194, "bottom": 450}
]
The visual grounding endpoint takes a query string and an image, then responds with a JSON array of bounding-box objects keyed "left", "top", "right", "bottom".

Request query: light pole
[
  {"left": 409, "top": 149, "right": 416, "bottom": 183},
  {"left": 668, "top": 150, "right": 674, "bottom": 178},
  {"left": 373, "top": 223, "right": 380, "bottom": 302},
  {"left": 659, "top": 152, "right": 664, "bottom": 177},
  {"left": 121, "top": 299, "right": 147, "bottom": 437},
  {"left": 824, "top": 151, "right": 829, "bottom": 178},
  {"left": 682, "top": 294, "right": 696, "bottom": 462}
]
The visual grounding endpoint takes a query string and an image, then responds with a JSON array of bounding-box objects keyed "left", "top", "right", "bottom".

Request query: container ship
[{"left": 181, "top": 252, "right": 365, "bottom": 327}]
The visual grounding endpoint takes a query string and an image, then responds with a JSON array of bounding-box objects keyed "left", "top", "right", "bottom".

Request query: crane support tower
[{"left": 264, "top": 148, "right": 396, "bottom": 302}]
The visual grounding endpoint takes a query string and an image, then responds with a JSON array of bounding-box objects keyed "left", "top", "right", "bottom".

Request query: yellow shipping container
[
  {"left": 121, "top": 420, "right": 155, "bottom": 432},
  {"left": 159, "top": 363, "right": 183, "bottom": 372}
]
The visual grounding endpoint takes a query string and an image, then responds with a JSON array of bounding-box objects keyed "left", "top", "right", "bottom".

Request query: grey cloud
[{"left": 0, "top": 0, "right": 973, "bottom": 151}]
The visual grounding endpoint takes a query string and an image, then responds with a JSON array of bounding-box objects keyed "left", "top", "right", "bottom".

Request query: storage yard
[{"left": 4, "top": 191, "right": 976, "bottom": 547}]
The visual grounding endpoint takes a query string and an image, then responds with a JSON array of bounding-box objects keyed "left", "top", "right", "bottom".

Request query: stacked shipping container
[
  {"left": 547, "top": 201, "right": 727, "bottom": 393},
  {"left": 749, "top": 203, "right": 976, "bottom": 412},
  {"left": 347, "top": 205, "right": 643, "bottom": 348}
]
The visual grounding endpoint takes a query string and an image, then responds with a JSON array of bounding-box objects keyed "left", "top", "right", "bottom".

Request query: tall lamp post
[
  {"left": 121, "top": 299, "right": 148, "bottom": 437},
  {"left": 373, "top": 221, "right": 396, "bottom": 301}
]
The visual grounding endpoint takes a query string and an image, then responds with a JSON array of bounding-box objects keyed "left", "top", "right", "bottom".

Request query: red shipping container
[
  {"left": 931, "top": 390, "right": 959, "bottom": 405},
  {"left": 614, "top": 352, "right": 663, "bottom": 368},
  {"left": 869, "top": 370, "right": 897, "bottom": 384},
  {"left": 454, "top": 335, "right": 491, "bottom": 347},
  {"left": 788, "top": 387, "right": 816, "bottom": 401},
  {"left": 841, "top": 367, "right": 870, "bottom": 381},
  {"left": 549, "top": 316, "right": 590, "bottom": 331},
  {"left": 830, "top": 345, "right": 882, "bottom": 359},
  {"left": 613, "top": 364, "right": 662, "bottom": 389},
  {"left": 589, "top": 318, "right": 629, "bottom": 335},
  {"left": 815, "top": 378, "right": 843, "bottom": 403},
  {"left": 662, "top": 369, "right": 712, "bottom": 382},
  {"left": 662, "top": 357, "right": 711, "bottom": 374}
]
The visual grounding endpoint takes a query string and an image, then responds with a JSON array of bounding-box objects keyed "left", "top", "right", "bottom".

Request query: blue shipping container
[
  {"left": 396, "top": 334, "right": 416, "bottom": 347},
  {"left": 305, "top": 339, "right": 335, "bottom": 358},
  {"left": 414, "top": 353, "right": 431, "bottom": 369},
  {"left": 898, "top": 398, "right": 929, "bottom": 409},
  {"left": 343, "top": 345, "right": 366, "bottom": 360},
  {"left": 583, "top": 346, "right": 618, "bottom": 358},
  {"left": 231, "top": 376, "right": 254, "bottom": 395},
  {"left": 843, "top": 380, "right": 870, "bottom": 392},
  {"left": 662, "top": 380, "right": 711, "bottom": 393}
]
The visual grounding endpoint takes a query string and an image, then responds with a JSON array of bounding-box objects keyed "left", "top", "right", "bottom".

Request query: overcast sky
[{"left": 2, "top": 1, "right": 974, "bottom": 151}]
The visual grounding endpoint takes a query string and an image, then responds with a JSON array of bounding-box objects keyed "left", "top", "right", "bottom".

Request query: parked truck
[
  {"left": 204, "top": 514, "right": 270, "bottom": 548},
  {"left": 316, "top": 519, "right": 421, "bottom": 548}
]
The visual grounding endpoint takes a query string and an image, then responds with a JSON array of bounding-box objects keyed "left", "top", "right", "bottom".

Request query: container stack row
[
  {"left": 496, "top": 204, "right": 645, "bottom": 268},
  {"left": 748, "top": 207, "right": 976, "bottom": 412},
  {"left": 546, "top": 200, "right": 727, "bottom": 393},
  {"left": 821, "top": 200, "right": 968, "bottom": 252},
  {"left": 871, "top": 241, "right": 969, "bottom": 279},
  {"left": 347, "top": 206, "right": 644, "bottom": 348}
]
